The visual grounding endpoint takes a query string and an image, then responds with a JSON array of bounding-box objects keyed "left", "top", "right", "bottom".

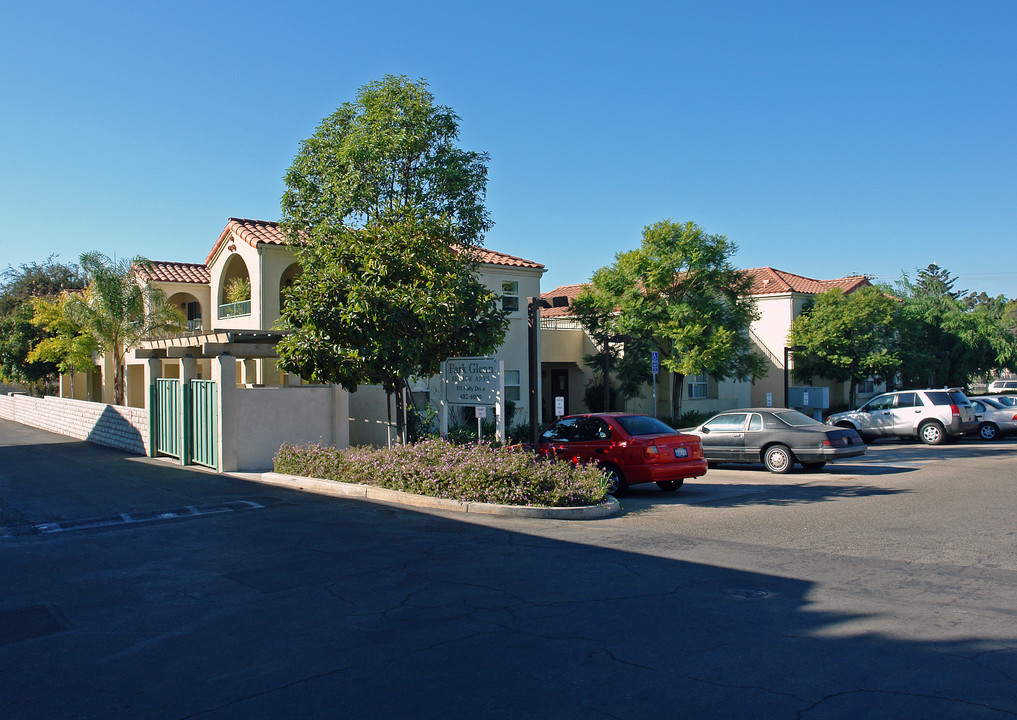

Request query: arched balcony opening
[
  {"left": 279, "top": 262, "right": 303, "bottom": 314},
  {"left": 218, "top": 254, "right": 252, "bottom": 319},
  {"left": 168, "top": 291, "right": 204, "bottom": 332}
]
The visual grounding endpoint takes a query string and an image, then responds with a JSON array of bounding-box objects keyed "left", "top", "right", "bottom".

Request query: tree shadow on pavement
[{"left": 2, "top": 422, "right": 1017, "bottom": 719}]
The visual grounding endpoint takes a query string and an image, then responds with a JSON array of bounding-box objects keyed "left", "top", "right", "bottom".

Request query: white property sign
[{"left": 443, "top": 356, "right": 500, "bottom": 405}]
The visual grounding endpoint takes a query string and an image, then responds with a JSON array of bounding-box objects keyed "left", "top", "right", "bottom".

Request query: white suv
[
  {"left": 988, "top": 379, "right": 1017, "bottom": 393},
  {"left": 826, "top": 389, "right": 977, "bottom": 445}
]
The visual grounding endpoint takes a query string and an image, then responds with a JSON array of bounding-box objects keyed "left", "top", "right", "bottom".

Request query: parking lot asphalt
[{"left": 2, "top": 418, "right": 1017, "bottom": 719}]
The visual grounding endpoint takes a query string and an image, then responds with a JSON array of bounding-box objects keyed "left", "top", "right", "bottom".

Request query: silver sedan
[{"left": 972, "top": 397, "right": 1017, "bottom": 440}]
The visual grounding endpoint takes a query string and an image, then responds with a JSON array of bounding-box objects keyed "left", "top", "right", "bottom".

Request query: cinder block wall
[{"left": 0, "top": 394, "right": 148, "bottom": 455}]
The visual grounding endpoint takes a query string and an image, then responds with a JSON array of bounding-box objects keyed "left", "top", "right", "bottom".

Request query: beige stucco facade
[
  {"left": 347, "top": 262, "right": 546, "bottom": 446},
  {"left": 747, "top": 291, "right": 884, "bottom": 411}
]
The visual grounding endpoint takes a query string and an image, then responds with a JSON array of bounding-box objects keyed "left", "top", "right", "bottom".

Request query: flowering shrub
[{"left": 274, "top": 438, "right": 609, "bottom": 507}]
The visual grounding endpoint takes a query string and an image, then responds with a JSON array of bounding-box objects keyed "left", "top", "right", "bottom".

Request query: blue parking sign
[{"left": 651, "top": 351, "right": 659, "bottom": 374}]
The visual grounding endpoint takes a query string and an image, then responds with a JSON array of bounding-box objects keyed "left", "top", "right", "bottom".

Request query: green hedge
[{"left": 274, "top": 438, "right": 610, "bottom": 508}]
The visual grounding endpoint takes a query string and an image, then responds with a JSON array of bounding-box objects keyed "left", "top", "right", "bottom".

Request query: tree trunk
[
  {"left": 394, "top": 377, "right": 407, "bottom": 444},
  {"left": 114, "top": 363, "right": 125, "bottom": 406},
  {"left": 671, "top": 373, "right": 685, "bottom": 422},
  {"left": 601, "top": 336, "right": 610, "bottom": 413}
]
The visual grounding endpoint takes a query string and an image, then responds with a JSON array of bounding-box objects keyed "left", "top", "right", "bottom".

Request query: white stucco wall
[{"left": 227, "top": 385, "right": 348, "bottom": 471}]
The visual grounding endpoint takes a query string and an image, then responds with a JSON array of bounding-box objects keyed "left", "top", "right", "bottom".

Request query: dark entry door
[{"left": 550, "top": 369, "right": 569, "bottom": 418}]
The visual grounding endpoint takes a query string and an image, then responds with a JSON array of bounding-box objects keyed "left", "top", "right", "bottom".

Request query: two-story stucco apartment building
[
  {"left": 538, "top": 268, "right": 880, "bottom": 422},
  {"left": 51, "top": 218, "right": 544, "bottom": 466}
]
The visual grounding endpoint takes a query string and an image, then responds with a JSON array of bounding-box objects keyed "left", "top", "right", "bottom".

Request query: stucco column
[
  {"left": 213, "top": 354, "right": 238, "bottom": 473},
  {"left": 100, "top": 354, "right": 117, "bottom": 404},
  {"left": 239, "top": 359, "right": 255, "bottom": 385},
  {"left": 143, "top": 358, "right": 162, "bottom": 457}
]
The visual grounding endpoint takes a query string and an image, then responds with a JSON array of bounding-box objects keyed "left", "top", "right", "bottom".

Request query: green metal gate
[
  {"left": 153, "top": 378, "right": 182, "bottom": 460},
  {"left": 189, "top": 379, "right": 218, "bottom": 469}
]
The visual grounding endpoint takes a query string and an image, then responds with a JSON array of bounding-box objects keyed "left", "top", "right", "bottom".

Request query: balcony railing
[
  {"left": 186, "top": 319, "right": 203, "bottom": 331},
  {"left": 218, "top": 300, "right": 251, "bottom": 319},
  {"left": 540, "top": 316, "right": 585, "bottom": 330}
]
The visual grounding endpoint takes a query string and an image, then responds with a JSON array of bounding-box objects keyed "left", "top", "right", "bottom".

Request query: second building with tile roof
[{"left": 537, "top": 268, "right": 882, "bottom": 419}]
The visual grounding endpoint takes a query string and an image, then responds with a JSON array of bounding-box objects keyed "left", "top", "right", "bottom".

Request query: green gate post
[{"left": 179, "top": 356, "right": 197, "bottom": 466}]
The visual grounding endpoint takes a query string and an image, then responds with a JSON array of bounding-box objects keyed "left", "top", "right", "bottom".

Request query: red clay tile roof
[
  {"left": 470, "top": 247, "right": 544, "bottom": 270},
  {"left": 540, "top": 284, "right": 590, "bottom": 317},
  {"left": 138, "top": 261, "right": 210, "bottom": 285},
  {"left": 743, "top": 267, "right": 871, "bottom": 296},
  {"left": 205, "top": 218, "right": 290, "bottom": 265},
  {"left": 205, "top": 218, "right": 543, "bottom": 269},
  {"left": 541, "top": 269, "right": 871, "bottom": 317}
]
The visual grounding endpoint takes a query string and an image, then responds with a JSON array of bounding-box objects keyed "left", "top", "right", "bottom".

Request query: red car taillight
[
  {"left": 644, "top": 443, "right": 660, "bottom": 459},
  {"left": 950, "top": 404, "right": 960, "bottom": 417}
]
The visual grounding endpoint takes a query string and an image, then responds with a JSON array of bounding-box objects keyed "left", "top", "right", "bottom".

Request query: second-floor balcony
[
  {"left": 186, "top": 319, "right": 203, "bottom": 332},
  {"left": 218, "top": 300, "right": 251, "bottom": 319}
]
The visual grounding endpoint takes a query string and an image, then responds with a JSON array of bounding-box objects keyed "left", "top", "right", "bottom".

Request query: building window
[
  {"left": 505, "top": 369, "right": 521, "bottom": 402},
  {"left": 183, "top": 301, "right": 202, "bottom": 331},
  {"left": 501, "top": 280, "right": 519, "bottom": 312},
  {"left": 859, "top": 379, "right": 875, "bottom": 394},
  {"left": 688, "top": 373, "right": 709, "bottom": 399}
]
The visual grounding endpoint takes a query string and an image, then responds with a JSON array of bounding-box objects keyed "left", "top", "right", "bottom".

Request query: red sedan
[{"left": 538, "top": 413, "right": 707, "bottom": 495}]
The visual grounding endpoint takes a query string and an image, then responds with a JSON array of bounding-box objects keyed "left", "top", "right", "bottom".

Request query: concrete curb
[{"left": 255, "top": 472, "right": 620, "bottom": 520}]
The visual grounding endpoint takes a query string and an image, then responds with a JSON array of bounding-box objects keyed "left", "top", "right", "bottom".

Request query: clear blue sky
[{"left": 2, "top": 1, "right": 1015, "bottom": 297}]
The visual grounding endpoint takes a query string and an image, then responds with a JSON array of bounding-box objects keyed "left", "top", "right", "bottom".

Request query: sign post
[
  {"left": 475, "top": 405, "right": 487, "bottom": 443},
  {"left": 651, "top": 351, "right": 659, "bottom": 417}
]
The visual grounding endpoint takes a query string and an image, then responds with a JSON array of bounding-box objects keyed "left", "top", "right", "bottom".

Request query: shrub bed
[{"left": 274, "top": 438, "right": 609, "bottom": 508}]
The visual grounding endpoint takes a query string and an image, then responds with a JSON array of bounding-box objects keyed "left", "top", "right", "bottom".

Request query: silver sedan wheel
[
  {"left": 979, "top": 423, "right": 999, "bottom": 441},
  {"left": 763, "top": 445, "right": 794, "bottom": 474}
]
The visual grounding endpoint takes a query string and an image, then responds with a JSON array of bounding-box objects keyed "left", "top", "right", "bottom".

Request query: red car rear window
[{"left": 616, "top": 416, "right": 678, "bottom": 436}]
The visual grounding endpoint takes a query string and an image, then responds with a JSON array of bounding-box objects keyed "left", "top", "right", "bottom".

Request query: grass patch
[{"left": 274, "top": 438, "right": 610, "bottom": 508}]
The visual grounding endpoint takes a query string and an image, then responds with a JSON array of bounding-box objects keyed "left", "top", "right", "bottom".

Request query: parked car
[
  {"left": 685, "top": 408, "right": 865, "bottom": 474},
  {"left": 983, "top": 394, "right": 1017, "bottom": 407},
  {"left": 826, "top": 389, "right": 977, "bottom": 445},
  {"left": 971, "top": 397, "right": 1017, "bottom": 440},
  {"left": 988, "top": 379, "right": 1017, "bottom": 393},
  {"left": 538, "top": 413, "right": 707, "bottom": 495}
]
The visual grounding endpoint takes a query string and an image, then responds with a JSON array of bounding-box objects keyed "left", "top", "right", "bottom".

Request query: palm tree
[{"left": 69, "top": 252, "right": 182, "bottom": 405}]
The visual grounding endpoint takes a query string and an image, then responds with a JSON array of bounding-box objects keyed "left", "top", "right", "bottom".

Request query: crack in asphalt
[
  {"left": 171, "top": 664, "right": 353, "bottom": 719},
  {"left": 688, "top": 674, "right": 811, "bottom": 704},
  {"left": 796, "top": 688, "right": 1017, "bottom": 718}
]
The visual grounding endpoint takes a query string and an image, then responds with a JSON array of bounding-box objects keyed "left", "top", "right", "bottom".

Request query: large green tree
[
  {"left": 0, "top": 303, "right": 59, "bottom": 394},
  {"left": 277, "top": 75, "right": 507, "bottom": 438},
  {"left": 893, "top": 266, "right": 1016, "bottom": 385},
  {"left": 571, "top": 220, "right": 765, "bottom": 419},
  {"left": 65, "top": 253, "right": 182, "bottom": 405},
  {"left": 0, "top": 258, "right": 85, "bottom": 394},
  {"left": 788, "top": 286, "right": 901, "bottom": 407}
]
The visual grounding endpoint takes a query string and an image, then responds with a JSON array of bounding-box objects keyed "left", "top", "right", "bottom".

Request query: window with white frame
[
  {"left": 504, "top": 369, "right": 521, "bottom": 402},
  {"left": 859, "top": 378, "right": 875, "bottom": 394},
  {"left": 688, "top": 373, "right": 709, "bottom": 399},
  {"left": 501, "top": 280, "right": 520, "bottom": 312}
]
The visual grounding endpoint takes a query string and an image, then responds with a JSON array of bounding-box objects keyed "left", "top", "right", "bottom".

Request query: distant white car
[
  {"left": 971, "top": 398, "right": 1017, "bottom": 440},
  {"left": 988, "top": 379, "right": 1017, "bottom": 393}
]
